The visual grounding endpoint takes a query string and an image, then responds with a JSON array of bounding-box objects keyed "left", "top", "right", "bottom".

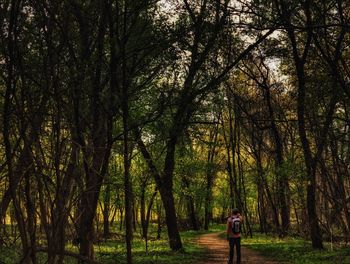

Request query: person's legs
[
  {"left": 228, "top": 237, "right": 234, "bottom": 264},
  {"left": 234, "top": 237, "right": 241, "bottom": 264}
]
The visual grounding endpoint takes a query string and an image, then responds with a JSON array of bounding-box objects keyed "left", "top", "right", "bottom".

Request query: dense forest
[{"left": 0, "top": 0, "right": 349, "bottom": 263}]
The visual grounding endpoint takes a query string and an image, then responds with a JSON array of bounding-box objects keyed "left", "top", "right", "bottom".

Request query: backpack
[{"left": 231, "top": 217, "right": 241, "bottom": 234}]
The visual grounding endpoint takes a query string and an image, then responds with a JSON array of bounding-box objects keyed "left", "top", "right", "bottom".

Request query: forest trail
[{"left": 197, "top": 232, "right": 285, "bottom": 264}]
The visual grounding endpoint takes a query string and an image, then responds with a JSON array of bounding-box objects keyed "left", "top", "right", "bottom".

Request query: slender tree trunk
[
  {"left": 254, "top": 144, "right": 280, "bottom": 232},
  {"left": 145, "top": 190, "right": 158, "bottom": 238},
  {"left": 236, "top": 121, "right": 252, "bottom": 237},
  {"left": 264, "top": 84, "right": 290, "bottom": 234},
  {"left": 295, "top": 61, "right": 323, "bottom": 249},
  {"left": 141, "top": 187, "right": 157, "bottom": 240},
  {"left": 103, "top": 179, "right": 111, "bottom": 240},
  {"left": 257, "top": 181, "right": 267, "bottom": 234},
  {"left": 119, "top": 209, "right": 124, "bottom": 232},
  {"left": 221, "top": 116, "right": 235, "bottom": 210},
  {"left": 204, "top": 117, "right": 219, "bottom": 230},
  {"left": 24, "top": 169, "right": 37, "bottom": 264},
  {"left": 121, "top": 1, "right": 133, "bottom": 261},
  {"left": 230, "top": 99, "right": 241, "bottom": 210},
  {"left": 281, "top": 0, "right": 323, "bottom": 248},
  {"left": 123, "top": 122, "right": 133, "bottom": 264},
  {"left": 204, "top": 166, "right": 215, "bottom": 230},
  {"left": 156, "top": 202, "right": 162, "bottom": 240},
  {"left": 182, "top": 176, "right": 199, "bottom": 231},
  {"left": 140, "top": 184, "right": 146, "bottom": 239}
]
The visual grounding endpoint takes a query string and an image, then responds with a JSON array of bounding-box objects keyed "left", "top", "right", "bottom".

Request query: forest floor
[{"left": 197, "top": 232, "right": 287, "bottom": 264}]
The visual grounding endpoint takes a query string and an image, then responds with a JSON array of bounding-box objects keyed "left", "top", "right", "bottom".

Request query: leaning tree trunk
[
  {"left": 161, "top": 137, "right": 182, "bottom": 250},
  {"left": 158, "top": 182, "right": 182, "bottom": 250},
  {"left": 136, "top": 131, "right": 183, "bottom": 250}
]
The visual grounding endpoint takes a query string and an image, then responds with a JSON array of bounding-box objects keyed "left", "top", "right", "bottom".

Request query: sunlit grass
[
  {"left": 94, "top": 229, "right": 206, "bottom": 264},
  {"left": 243, "top": 233, "right": 350, "bottom": 264}
]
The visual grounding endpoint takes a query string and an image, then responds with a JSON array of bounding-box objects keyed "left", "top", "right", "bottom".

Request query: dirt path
[{"left": 197, "top": 232, "right": 284, "bottom": 264}]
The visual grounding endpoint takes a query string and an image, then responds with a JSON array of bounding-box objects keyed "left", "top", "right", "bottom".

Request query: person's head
[{"left": 232, "top": 208, "right": 239, "bottom": 215}]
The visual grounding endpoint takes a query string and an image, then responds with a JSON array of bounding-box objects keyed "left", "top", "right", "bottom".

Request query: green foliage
[{"left": 0, "top": 246, "right": 20, "bottom": 264}]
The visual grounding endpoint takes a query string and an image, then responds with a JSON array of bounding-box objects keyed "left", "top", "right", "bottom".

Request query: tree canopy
[{"left": 0, "top": 0, "right": 349, "bottom": 263}]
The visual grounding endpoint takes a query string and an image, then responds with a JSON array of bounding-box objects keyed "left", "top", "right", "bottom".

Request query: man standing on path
[{"left": 226, "top": 208, "right": 242, "bottom": 264}]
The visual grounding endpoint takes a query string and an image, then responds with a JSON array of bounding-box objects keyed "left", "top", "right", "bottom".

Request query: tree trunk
[
  {"left": 295, "top": 61, "right": 323, "bottom": 249},
  {"left": 78, "top": 188, "right": 98, "bottom": 261},
  {"left": 280, "top": 0, "right": 324, "bottom": 248},
  {"left": 257, "top": 181, "right": 267, "bottom": 234},
  {"left": 204, "top": 118, "right": 219, "bottom": 230},
  {"left": 182, "top": 176, "right": 199, "bottom": 231},
  {"left": 254, "top": 144, "right": 280, "bottom": 232},
  {"left": 158, "top": 182, "right": 182, "bottom": 250},
  {"left": 156, "top": 202, "right": 162, "bottom": 240},
  {"left": 141, "top": 187, "right": 157, "bottom": 239},
  {"left": 136, "top": 132, "right": 183, "bottom": 250},
  {"left": 140, "top": 184, "right": 146, "bottom": 239},
  {"left": 78, "top": 141, "right": 110, "bottom": 262},
  {"left": 204, "top": 168, "right": 214, "bottom": 230},
  {"left": 103, "top": 181, "right": 111, "bottom": 240},
  {"left": 263, "top": 83, "right": 290, "bottom": 234},
  {"left": 221, "top": 115, "right": 235, "bottom": 210},
  {"left": 145, "top": 190, "right": 158, "bottom": 237},
  {"left": 121, "top": 0, "right": 133, "bottom": 261}
]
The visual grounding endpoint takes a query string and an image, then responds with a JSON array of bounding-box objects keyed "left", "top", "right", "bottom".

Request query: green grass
[
  {"left": 0, "top": 226, "right": 210, "bottom": 264},
  {"left": 2, "top": 224, "right": 349, "bottom": 264},
  {"left": 93, "top": 223, "right": 225, "bottom": 264},
  {"left": 242, "top": 233, "right": 350, "bottom": 264},
  {"left": 94, "top": 229, "right": 208, "bottom": 264}
]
